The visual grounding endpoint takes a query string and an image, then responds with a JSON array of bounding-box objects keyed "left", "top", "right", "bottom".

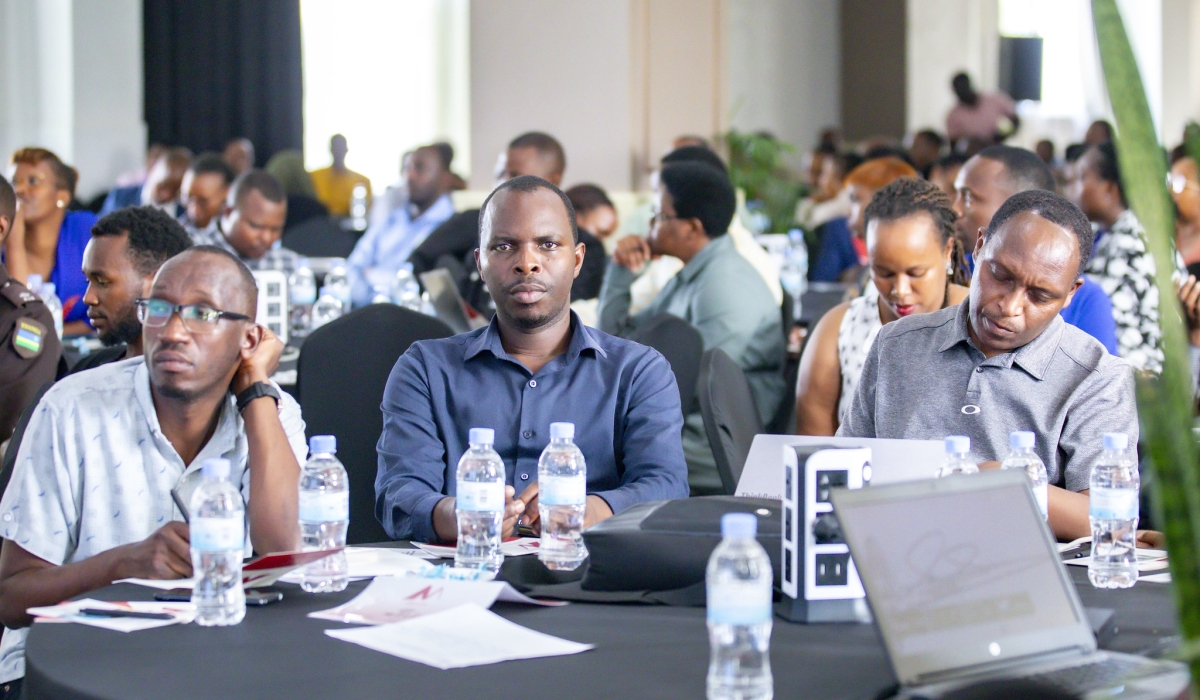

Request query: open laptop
[
  {"left": 830, "top": 470, "right": 1189, "bottom": 699},
  {"left": 419, "top": 268, "right": 488, "bottom": 335}
]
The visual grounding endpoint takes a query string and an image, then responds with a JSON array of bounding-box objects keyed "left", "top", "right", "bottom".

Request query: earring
[
  {"left": 56, "top": 200, "right": 64, "bottom": 208},
  {"left": 946, "top": 261, "right": 953, "bottom": 275}
]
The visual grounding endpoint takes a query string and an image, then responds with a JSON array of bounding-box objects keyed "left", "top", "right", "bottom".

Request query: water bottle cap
[
  {"left": 201, "top": 458, "right": 231, "bottom": 479},
  {"left": 469, "top": 427, "right": 495, "bottom": 445},
  {"left": 945, "top": 435, "right": 970, "bottom": 454},
  {"left": 309, "top": 435, "right": 336, "bottom": 453},
  {"left": 1103, "top": 433, "right": 1128, "bottom": 451},
  {"left": 26, "top": 274, "right": 42, "bottom": 290},
  {"left": 550, "top": 422, "right": 575, "bottom": 440},
  {"left": 1010, "top": 431, "right": 1035, "bottom": 449},
  {"left": 721, "top": 512, "right": 758, "bottom": 539},
  {"left": 42, "top": 282, "right": 56, "bottom": 295}
]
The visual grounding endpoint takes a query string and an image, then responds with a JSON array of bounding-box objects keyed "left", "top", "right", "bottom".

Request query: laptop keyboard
[{"left": 1026, "top": 657, "right": 1152, "bottom": 694}]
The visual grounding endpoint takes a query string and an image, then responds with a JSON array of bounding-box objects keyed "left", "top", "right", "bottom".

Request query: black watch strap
[{"left": 235, "top": 381, "right": 281, "bottom": 413}]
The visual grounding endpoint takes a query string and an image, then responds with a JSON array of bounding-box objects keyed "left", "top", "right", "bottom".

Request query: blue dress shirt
[
  {"left": 809, "top": 217, "right": 859, "bottom": 282},
  {"left": 347, "top": 194, "right": 456, "bottom": 306},
  {"left": 52, "top": 210, "right": 96, "bottom": 324},
  {"left": 375, "top": 313, "right": 690, "bottom": 542}
]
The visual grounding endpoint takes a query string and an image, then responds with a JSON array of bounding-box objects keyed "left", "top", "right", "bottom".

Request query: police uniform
[{"left": 0, "top": 265, "right": 61, "bottom": 443}]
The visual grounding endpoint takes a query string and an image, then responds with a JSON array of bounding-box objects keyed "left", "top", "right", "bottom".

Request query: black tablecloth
[{"left": 22, "top": 559, "right": 1180, "bottom": 700}]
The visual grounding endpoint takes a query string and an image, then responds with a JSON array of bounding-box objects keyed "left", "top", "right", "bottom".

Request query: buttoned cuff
[
  {"left": 402, "top": 490, "right": 449, "bottom": 544},
  {"left": 590, "top": 487, "right": 633, "bottom": 516}
]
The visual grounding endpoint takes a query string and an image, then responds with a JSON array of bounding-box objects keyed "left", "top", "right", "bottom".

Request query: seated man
[
  {"left": 194, "top": 170, "right": 300, "bottom": 275},
  {"left": 310, "top": 134, "right": 373, "bottom": 218},
  {"left": 100, "top": 147, "right": 191, "bottom": 218},
  {"left": 375, "top": 175, "right": 689, "bottom": 543},
  {"left": 839, "top": 190, "right": 1135, "bottom": 541},
  {"left": 598, "top": 162, "right": 785, "bottom": 494},
  {"left": 180, "top": 153, "right": 236, "bottom": 240},
  {"left": 0, "top": 246, "right": 305, "bottom": 693}
]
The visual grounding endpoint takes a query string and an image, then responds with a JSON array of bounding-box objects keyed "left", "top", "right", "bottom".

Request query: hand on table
[
  {"left": 112, "top": 522, "right": 192, "bottom": 580},
  {"left": 515, "top": 483, "right": 612, "bottom": 536},
  {"left": 613, "top": 235, "right": 653, "bottom": 274},
  {"left": 232, "top": 325, "right": 284, "bottom": 394},
  {"left": 1135, "top": 529, "right": 1165, "bottom": 549}
]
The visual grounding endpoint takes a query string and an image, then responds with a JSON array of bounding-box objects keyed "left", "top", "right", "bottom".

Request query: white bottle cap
[
  {"left": 26, "top": 274, "right": 43, "bottom": 290},
  {"left": 550, "top": 422, "right": 575, "bottom": 440},
  {"left": 721, "top": 512, "right": 757, "bottom": 539},
  {"left": 1010, "top": 431, "right": 1035, "bottom": 449},
  {"left": 469, "top": 427, "right": 495, "bottom": 445},
  {"left": 201, "top": 458, "right": 231, "bottom": 479},
  {"left": 42, "top": 282, "right": 56, "bottom": 296},
  {"left": 1103, "top": 433, "right": 1129, "bottom": 451},
  {"left": 309, "top": 435, "right": 336, "bottom": 453},
  {"left": 945, "top": 435, "right": 970, "bottom": 454}
]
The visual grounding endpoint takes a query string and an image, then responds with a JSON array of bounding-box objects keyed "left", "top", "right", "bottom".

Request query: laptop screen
[{"left": 832, "top": 471, "right": 1091, "bottom": 686}]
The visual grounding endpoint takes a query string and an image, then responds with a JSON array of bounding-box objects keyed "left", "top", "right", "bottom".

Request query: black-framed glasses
[
  {"left": 649, "top": 212, "right": 681, "bottom": 228},
  {"left": 135, "top": 298, "right": 251, "bottom": 334}
]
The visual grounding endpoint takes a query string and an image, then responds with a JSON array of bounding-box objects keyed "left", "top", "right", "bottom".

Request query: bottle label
[
  {"left": 1034, "top": 483, "right": 1049, "bottom": 519},
  {"left": 191, "top": 516, "right": 245, "bottom": 552},
  {"left": 456, "top": 481, "right": 505, "bottom": 512},
  {"left": 707, "top": 581, "right": 772, "bottom": 625},
  {"left": 538, "top": 475, "right": 586, "bottom": 506},
  {"left": 299, "top": 490, "right": 349, "bottom": 523},
  {"left": 1090, "top": 487, "right": 1138, "bottom": 520}
]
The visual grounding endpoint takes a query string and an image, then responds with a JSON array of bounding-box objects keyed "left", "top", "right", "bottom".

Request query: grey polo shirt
[{"left": 837, "top": 301, "right": 1137, "bottom": 491}]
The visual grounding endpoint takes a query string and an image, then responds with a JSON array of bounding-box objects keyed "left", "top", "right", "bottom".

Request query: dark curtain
[{"left": 143, "top": 0, "right": 303, "bottom": 165}]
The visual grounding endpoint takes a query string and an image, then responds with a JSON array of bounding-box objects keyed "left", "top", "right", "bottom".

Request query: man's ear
[
  {"left": 474, "top": 246, "right": 483, "bottom": 277},
  {"left": 973, "top": 229, "right": 987, "bottom": 259},
  {"left": 573, "top": 241, "right": 585, "bottom": 278},
  {"left": 241, "top": 322, "right": 263, "bottom": 360},
  {"left": 1062, "top": 276, "right": 1085, "bottom": 309}
]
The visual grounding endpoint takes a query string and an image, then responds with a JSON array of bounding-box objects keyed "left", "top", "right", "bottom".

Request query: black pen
[
  {"left": 78, "top": 608, "right": 175, "bottom": 620},
  {"left": 170, "top": 488, "right": 190, "bottom": 524}
]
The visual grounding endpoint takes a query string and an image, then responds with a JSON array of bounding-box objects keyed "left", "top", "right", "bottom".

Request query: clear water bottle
[
  {"left": 780, "top": 229, "right": 808, "bottom": 321},
  {"left": 350, "top": 183, "right": 369, "bottom": 231},
  {"left": 706, "top": 512, "right": 773, "bottom": 700},
  {"left": 455, "top": 428, "right": 507, "bottom": 573},
  {"left": 392, "top": 263, "right": 423, "bottom": 311},
  {"left": 25, "top": 273, "right": 42, "bottom": 295},
  {"left": 322, "top": 265, "right": 352, "bottom": 308},
  {"left": 936, "top": 435, "right": 979, "bottom": 477},
  {"left": 40, "top": 282, "right": 63, "bottom": 339},
  {"left": 190, "top": 458, "right": 246, "bottom": 626},
  {"left": 299, "top": 435, "right": 349, "bottom": 593},
  {"left": 1089, "top": 433, "right": 1139, "bottom": 589},
  {"left": 1001, "top": 431, "right": 1048, "bottom": 519},
  {"left": 370, "top": 285, "right": 393, "bottom": 305},
  {"left": 288, "top": 262, "right": 317, "bottom": 338},
  {"left": 310, "top": 294, "right": 344, "bottom": 330},
  {"left": 537, "top": 422, "right": 588, "bottom": 571}
]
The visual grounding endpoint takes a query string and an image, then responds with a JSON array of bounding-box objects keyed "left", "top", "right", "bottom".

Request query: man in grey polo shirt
[{"left": 839, "top": 190, "right": 1135, "bottom": 541}]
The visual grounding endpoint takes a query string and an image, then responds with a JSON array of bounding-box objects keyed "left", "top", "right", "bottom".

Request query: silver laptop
[
  {"left": 830, "top": 470, "right": 1189, "bottom": 699},
  {"left": 419, "top": 268, "right": 488, "bottom": 334}
]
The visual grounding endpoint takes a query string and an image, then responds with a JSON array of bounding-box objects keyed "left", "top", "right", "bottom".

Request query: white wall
[
  {"left": 906, "top": 0, "right": 1000, "bottom": 135},
  {"left": 1161, "top": 0, "right": 1200, "bottom": 146}
]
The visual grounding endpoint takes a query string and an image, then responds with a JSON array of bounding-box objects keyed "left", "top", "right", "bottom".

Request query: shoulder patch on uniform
[
  {"left": 1, "top": 280, "right": 41, "bottom": 308},
  {"left": 12, "top": 318, "right": 46, "bottom": 359}
]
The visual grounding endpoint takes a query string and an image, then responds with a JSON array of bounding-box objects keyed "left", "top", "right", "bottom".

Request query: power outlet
[{"left": 815, "top": 552, "right": 850, "bottom": 586}]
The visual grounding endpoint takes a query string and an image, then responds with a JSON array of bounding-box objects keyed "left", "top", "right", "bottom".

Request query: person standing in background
[
  {"left": 945, "top": 72, "right": 1019, "bottom": 147},
  {"left": 222, "top": 138, "right": 255, "bottom": 177},
  {"left": 310, "top": 134, "right": 372, "bottom": 218}
]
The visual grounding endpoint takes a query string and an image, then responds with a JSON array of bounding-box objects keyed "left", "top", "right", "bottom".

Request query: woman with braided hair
[{"left": 795, "top": 177, "right": 970, "bottom": 435}]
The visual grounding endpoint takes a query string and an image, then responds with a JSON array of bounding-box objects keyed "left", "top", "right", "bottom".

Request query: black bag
[{"left": 580, "top": 496, "right": 781, "bottom": 592}]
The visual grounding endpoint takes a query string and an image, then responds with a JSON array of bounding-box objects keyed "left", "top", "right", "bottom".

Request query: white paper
[
  {"left": 279, "top": 547, "right": 435, "bottom": 584},
  {"left": 1063, "top": 549, "right": 1168, "bottom": 571},
  {"left": 412, "top": 537, "right": 540, "bottom": 559},
  {"left": 115, "top": 578, "right": 193, "bottom": 590},
  {"left": 325, "top": 602, "right": 592, "bottom": 669},
  {"left": 309, "top": 576, "right": 561, "bottom": 625},
  {"left": 29, "top": 598, "right": 195, "bottom": 632},
  {"left": 1142, "top": 572, "right": 1172, "bottom": 583}
]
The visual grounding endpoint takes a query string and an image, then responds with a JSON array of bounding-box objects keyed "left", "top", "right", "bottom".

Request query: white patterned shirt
[
  {"left": 0, "top": 358, "right": 307, "bottom": 683},
  {"left": 192, "top": 228, "right": 304, "bottom": 276}
]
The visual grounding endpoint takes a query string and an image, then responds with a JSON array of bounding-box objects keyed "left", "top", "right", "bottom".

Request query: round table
[{"left": 22, "top": 564, "right": 1179, "bottom": 700}]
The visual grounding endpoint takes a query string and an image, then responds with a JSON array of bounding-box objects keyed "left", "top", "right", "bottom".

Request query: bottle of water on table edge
[
  {"left": 538, "top": 422, "right": 588, "bottom": 571},
  {"left": 190, "top": 458, "right": 246, "bottom": 626},
  {"left": 310, "top": 293, "right": 344, "bottom": 331},
  {"left": 299, "top": 435, "right": 349, "bottom": 593},
  {"left": 1089, "top": 432, "right": 1139, "bottom": 589},
  {"left": 40, "top": 282, "right": 64, "bottom": 339},
  {"left": 393, "top": 263, "right": 423, "bottom": 311},
  {"left": 456, "top": 428, "right": 506, "bottom": 573},
  {"left": 288, "top": 262, "right": 317, "bottom": 338},
  {"left": 323, "top": 265, "right": 352, "bottom": 308},
  {"left": 707, "top": 512, "right": 773, "bottom": 700},
  {"left": 936, "top": 435, "right": 978, "bottom": 478},
  {"left": 1001, "top": 431, "right": 1048, "bottom": 520}
]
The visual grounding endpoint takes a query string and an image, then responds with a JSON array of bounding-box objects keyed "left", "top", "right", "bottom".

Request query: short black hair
[
  {"left": 1086, "top": 142, "right": 1126, "bottom": 206},
  {"left": 178, "top": 245, "right": 259, "bottom": 314},
  {"left": 189, "top": 152, "right": 236, "bottom": 186},
  {"left": 864, "top": 178, "right": 969, "bottom": 285},
  {"left": 430, "top": 141, "right": 455, "bottom": 171},
  {"left": 565, "top": 184, "right": 614, "bottom": 214},
  {"left": 507, "top": 132, "right": 566, "bottom": 177},
  {"left": 984, "top": 189, "right": 1094, "bottom": 275},
  {"left": 659, "top": 162, "right": 736, "bottom": 238},
  {"left": 0, "top": 174, "right": 14, "bottom": 223},
  {"left": 935, "top": 152, "right": 969, "bottom": 170},
  {"left": 479, "top": 175, "right": 578, "bottom": 245},
  {"left": 230, "top": 169, "right": 286, "bottom": 208},
  {"left": 914, "top": 129, "right": 946, "bottom": 148},
  {"left": 975, "top": 145, "right": 1056, "bottom": 194},
  {"left": 661, "top": 145, "right": 728, "bottom": 174},
  {"left": 91, "top": 206, "right": 194, "bottom": 276},
  {"left": 1064, "top": 143, "right": 1087, "bottom": 163}
]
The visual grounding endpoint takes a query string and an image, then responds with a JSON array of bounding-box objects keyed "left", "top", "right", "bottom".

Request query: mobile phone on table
[{"left": 154, "top": 588, "right": 283, "bottom": 606}]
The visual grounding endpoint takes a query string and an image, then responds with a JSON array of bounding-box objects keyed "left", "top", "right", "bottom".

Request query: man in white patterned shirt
[
  {"left": 0, "top": 247, "right": 306, "bottom": 696},
  {"left": 192, "top": 169, "right": 302, "bottom": 276}
]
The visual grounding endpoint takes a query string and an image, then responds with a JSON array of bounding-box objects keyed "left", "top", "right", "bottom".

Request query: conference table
[{"left": 23, "top": 547, "right": 1182, "bottom": 700}]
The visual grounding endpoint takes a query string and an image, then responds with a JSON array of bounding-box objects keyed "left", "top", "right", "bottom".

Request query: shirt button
[
  {"left": 1, "top": 513, "right": 10, "bottom": 523},
  {"left": 523, "top": 430, "right": 533, "bottom": 439},
  {"left": 975, "top": 367, "right": 983, "bottom": 373},
  {"left": 529, "top": 379, "right": 537, "bottom": 388},
  {"left": 521, "top": 474, "right": 529, "bottom": 480}
]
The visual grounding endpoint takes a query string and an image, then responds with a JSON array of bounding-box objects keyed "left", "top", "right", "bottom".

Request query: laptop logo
[
  {"left": 961, "top": 405, "right": 981, "bottom": 415},
  {"left": 989, "top": 642, "right": 1001, "bottom": 657}
]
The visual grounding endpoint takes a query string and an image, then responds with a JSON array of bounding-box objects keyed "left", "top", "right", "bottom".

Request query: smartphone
[{"left": 154, "top": 588, "right": 283, "bottom": 606}]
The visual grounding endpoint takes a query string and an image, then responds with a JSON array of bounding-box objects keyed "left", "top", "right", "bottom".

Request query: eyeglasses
[
  {"left": 1168, "top": 172, "right": 1199, "bottom": 195},
  {"left": 135, "top": 298, "right": 251, "bottom": 334},
  {"left": 649, "top": 212, "right": 681, "bottom": 228}
]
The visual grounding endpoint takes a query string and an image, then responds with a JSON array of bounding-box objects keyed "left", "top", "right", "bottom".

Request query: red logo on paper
[{"left": 405, "top": 585, "right": 443, "bottom": 601}]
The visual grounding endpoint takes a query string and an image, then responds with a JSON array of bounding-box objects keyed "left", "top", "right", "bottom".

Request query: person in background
[
  {"left": 840, "top": 190, "right": 1132, "bottom": 542},
  {"left": 672, "top": 135, "right": 710, "bottom": 151},
  {"left": 180, "top": 154, "right": 236, "bottom": 240},
  {"left": 100, "top": 147, "right": 192, "bottom": 217},
  {"left": 599, "top": 162, "right": 784, "bottom": 494},
  {"left": 194, "top": 170, "right": 299, "bottom": 275},
  {"left": 1085, "top": 119, "right": 1114, "bottom": 146},
  {"left": 222, "top": 137, "right": 255, "bottom": 176},
  {"left": 0, "top": 247, "right": 305, "bottom": 697},
  {"left": 1169, "top": 145, "right": 1200, "bottom": 269},
  {"left": 346, "top": 143, "right": 456, "bottom": 306},
  {"left": 1068, "top": 142, "right": 1179, "bottom": 373},
  {"left": 562, "top": 184, "right": 612, "bottom": 301},
  {"left": 945, "top": 72, "right": 1019, "bottom": 146},
  {"left": 310, "top": 134, "right": 372, "bottom": 218},
  {"left": 0, "top": 175, "right": 61, "bottom": 448},
  {"left": 954, "top": 146, "right": 1118, "bottom": 354},
  {"left": 4, "top": 148, "right": 96, "bottom": 334},
  {"left": 375, "top": 175, "right": 688, "bottom": 542},
  {"left": 1035, "top": 139, "right": 1056, "bottom": 166},
  {"left": 113, "top": 143, "right": 166, "bottom": 189},
  {"left": 929, "top": 153, "right": 968, "bottom": 200},
  {"left": 796, "top": 178, "right": 970, "bottom": 436},
  {"left": 796, "top": 150, "right": 858, "bottom": 236},
  {"left": 907, "top": 129, "right": 945, "bottom": 179},
  {"left": 264, "top": 150, "right": 328, "bottom": 231}
]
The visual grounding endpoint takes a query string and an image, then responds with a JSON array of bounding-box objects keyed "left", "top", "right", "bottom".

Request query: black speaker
[{"left": 999, "top": 36, "right": 1043, "bottom": 102}]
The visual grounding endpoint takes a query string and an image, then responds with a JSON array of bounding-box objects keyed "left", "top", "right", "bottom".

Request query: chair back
[
  {"left": 297, "top": 305, "right": 453, "bottom": 544},
  {"left": 282, "top": 217, "right": 359, "bottom": 258},
  {"left": 627, "top": 313, "right": 704, "bottom": 414},
  {"left": 698, "top": 348, "right": 764, "bottom": 495}
]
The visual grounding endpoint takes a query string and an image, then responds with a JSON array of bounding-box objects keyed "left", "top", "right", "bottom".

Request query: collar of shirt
[
  {"left": 935, "top": 300, "right": 1066, "bottom": 380},
  {"left": 675, "top": 233, "right": 736, "bottom": 285},
  {"left": 389, "top": 193, "right": 456, "bottom": 229},
  {"left": 465, "top": 311, "right": 608, "bottom": 373}
]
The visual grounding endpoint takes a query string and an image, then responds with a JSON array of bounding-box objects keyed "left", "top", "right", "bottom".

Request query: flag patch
[{"left": 12, "top": 319, "right": 45, "bottom": 358}]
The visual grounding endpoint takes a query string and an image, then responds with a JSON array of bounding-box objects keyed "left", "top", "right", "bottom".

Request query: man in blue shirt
[
  {"left": 346, "top": 144, "right": 457, "bottom": 306},
  {"left": 375, "top": 175, "right": 689, "bottom": 543}
]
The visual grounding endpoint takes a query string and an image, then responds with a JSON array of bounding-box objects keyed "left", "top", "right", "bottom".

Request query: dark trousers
[{"left": 1, "top": 679, "right": 21, "bottom": 700}]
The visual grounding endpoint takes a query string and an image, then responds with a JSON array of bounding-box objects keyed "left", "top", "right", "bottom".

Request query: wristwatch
[{"left": 235, "top": 381, "right": 281, "bottom": 413}]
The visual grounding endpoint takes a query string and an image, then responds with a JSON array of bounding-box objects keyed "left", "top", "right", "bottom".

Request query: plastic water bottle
[
  {"left": 350, "top": 183, "right": 369, "bottom": 231},
  {"left": 310, "top": 294, "right": 344, "bottom": 330},
  {"left": 392, "top": 263, "right": 423, "bottom": 311},
  {"left": 40, "top": 282, "right": 63, "bottom": 339},
  {"left": 780, "top": 229, "right": 808, "bottom": 319},
  {"left": 190, "top": 458, "right": 246, "bottom": 626},
  {"left": 455, "top": 428, "right": 507, "bottom": 573},
  {"left": 299, "top": 435, "right": 349, "bottom": 593},
  {"left": 322, "top": 265, "right": 352, "bottom": 308},
  {"left": 936, "top": 435, "right": 978, "bottom": 477},
  {"left": 288, "top": 262, "right": 317, "bottom": 337},
  {"left": 537, "top": 422, "right": 588, "bottom": 571},
  {"left": 1089, "top": 433, "right": 1139, "bottom": 589},
  {"left": 1001, "top": 431, "right": 1048, "bottom": 519},
  {"left": 370, "top": 285, "right": 393, "bottom": 305},
  {"left": 706, "top": 512, "right": 773, "bottom": 700}
]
